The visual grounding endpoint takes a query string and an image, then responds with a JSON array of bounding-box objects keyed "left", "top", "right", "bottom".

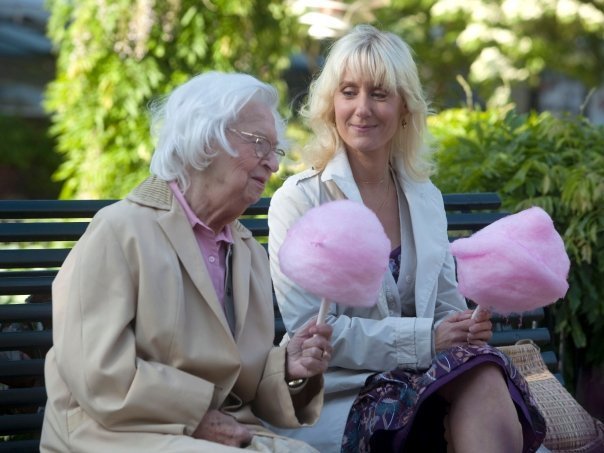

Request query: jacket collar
[
  {"left": 320, "top": 147, "right": 363, "bottom": 203},
  {"left": 320, "top": 146, "right": 419, "bottom": 201},
  {"left": 127, "top": 176, "right": 252, "bottom": 239},
  {"left": 127, "top": 175, "right": 173, "bottom": 210}
]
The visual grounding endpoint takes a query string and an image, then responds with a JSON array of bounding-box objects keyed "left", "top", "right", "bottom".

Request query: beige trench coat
[{"left": 40, "top": 177, "right": 323, "bottom": 452}]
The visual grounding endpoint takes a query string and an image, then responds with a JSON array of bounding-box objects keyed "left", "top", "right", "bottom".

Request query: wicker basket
[{"left": 498, "top": 340, "right": 604, "bottom": 452}]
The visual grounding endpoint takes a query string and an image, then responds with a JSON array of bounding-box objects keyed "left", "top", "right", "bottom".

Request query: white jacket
[{"left": 266, "top": 149, "right": 467, "bottom": 452}]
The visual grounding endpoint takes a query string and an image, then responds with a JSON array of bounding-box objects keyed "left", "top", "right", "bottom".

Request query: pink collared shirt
[{"left": 169, "top": 182, "right": 233, "bottom": 306}]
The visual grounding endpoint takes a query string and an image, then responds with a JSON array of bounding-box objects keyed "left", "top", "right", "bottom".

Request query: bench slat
[
  {"left": 0, "top": 439, "right": 41, "bottom": 453},
  {"left": 0, "top": 213, "right": 507, "bottom": 244},
  {"left": 0, "top": 248, "right": 70, "bottom": 269},
  {"left": 0, "top": 199, "right": 117, "bottom": 219},
  {"left": 442, "top": 192, "right": 501, "bottom": 210},
  {"left": 0, "top": 387, "right": 46, "bottom": 407},
  {"left": 0, "top": 222, "right": 89, "bottom": 242},
  {"left": 238, "top": 218, "right": 269, "bottom": 237},
  {"left": 0, "top": 413, "right": 44, "bottom": 435},
  {"left": 0, "top": 302, "right": 52, "bottom": 321},
  {"left": 0, "top": 198, "right": 273, "bottom": 219},
  {"left": 0, "top": 331, "right": 52, "bottom": 351},
  {"left": 241, "top": 197, "right": 270, "bottom": 215},
  {"left": 0, "top": 194, "right": 502, "bottom": 219},
  {"left": 446, "top": 212, "right": 508, "bottom": 231},
  {"left": 0, "top": 359, "right": 45, "bottom": 378},
  {"left": 0, "top": 274, "right": 55, "bottom": 295}
]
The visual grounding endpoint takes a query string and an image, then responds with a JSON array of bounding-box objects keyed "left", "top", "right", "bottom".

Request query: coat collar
[
  {"left": 320, "top": 146, "right": 423, "bottom": 201},
  {"left": 127, "top": 175, "right": 173, "bottom": 210},
  {"left": 320, "top": 148, "right": 363, "bottom": 203},
  {"left": 127, "top": 175, "right": 252, "bottom": 238}
]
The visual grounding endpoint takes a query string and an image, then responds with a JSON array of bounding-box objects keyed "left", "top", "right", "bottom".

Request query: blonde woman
[{"left": 268, "top": 25, "right": 546, "bottom": 453}]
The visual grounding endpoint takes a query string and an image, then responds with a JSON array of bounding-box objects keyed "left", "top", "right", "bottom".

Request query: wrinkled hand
[
  {"left": 434, "top": 309, "right": 493, "bottom": 353},
  {"left": 286, "top": 317, "right": 333, "bottom": 380},
  {"left": 192, "top": 409, "right": 252, "bottom": 447}
]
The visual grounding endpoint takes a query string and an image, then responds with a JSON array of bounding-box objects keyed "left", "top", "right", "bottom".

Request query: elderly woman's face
[{"left": 209, "top": 101, "right": 280, "bottom": 211}]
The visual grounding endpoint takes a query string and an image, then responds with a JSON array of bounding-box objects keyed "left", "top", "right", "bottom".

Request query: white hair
[{"left": 149, "top": 71, "right": 286, "bottom": 191}]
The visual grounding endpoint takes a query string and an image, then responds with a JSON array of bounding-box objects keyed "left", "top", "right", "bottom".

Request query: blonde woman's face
[{"left": 333, "top": 71, "right": 405, "bottom": 159}]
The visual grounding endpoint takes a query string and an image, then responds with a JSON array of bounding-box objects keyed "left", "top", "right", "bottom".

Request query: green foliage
[
  {"left": 45, "top": 0, "right": 302, "bottom": 198},
  {"left": 0, "top": 115, "right": 61, "bottom": 198},
  {"left": 45, "top": 0, "right": 604, "bottom": 198},
  {"left": 371, "top": 0, "right": 604, "bottom": 107},
  {"left": 429, "top": 108, "right": 604, "bottom": 386}
]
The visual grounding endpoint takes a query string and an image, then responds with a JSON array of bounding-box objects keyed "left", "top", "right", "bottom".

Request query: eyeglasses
[{"left": 228, "top": 128, "right": 285, "bottom": 159}]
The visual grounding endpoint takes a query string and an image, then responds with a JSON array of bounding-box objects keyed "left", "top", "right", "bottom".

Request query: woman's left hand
[
  {"left": 467, "top": 307, "right": 493, "bottom": 345},
  {"left": 285, "top": 317, "right": 333, "bottom": 380}
]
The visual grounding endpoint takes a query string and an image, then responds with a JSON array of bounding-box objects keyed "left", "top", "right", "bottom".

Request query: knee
[
  {"left": 439, "top": 362, "right": 508, "bottom": 403},
  {"left": 471, "top": 362, "right": 506, "bottom": 385},
  {"left": 467, "top": 362, "right": 510, "bottom": 398}
]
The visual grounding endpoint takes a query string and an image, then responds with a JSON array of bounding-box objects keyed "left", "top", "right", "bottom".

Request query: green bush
[
  {"left": 428, "top": 107, "right": 604, "bottom": 389},
  {"left": 45, "top": 0, "right": 301, "bottom": 199}
]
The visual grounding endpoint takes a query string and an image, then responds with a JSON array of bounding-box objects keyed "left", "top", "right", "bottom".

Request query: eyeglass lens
[{"left": 254, "top": 137, "right": 283, "bottom": 159}]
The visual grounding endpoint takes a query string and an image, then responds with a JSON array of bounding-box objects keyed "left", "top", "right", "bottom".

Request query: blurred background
[{"left": 1, "top": 0, "right": 602, "bottom": 420}]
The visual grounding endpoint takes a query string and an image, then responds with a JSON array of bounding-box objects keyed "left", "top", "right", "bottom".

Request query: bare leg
[{"left": 438, "top": 362, "right": 523, "bottom": 453}]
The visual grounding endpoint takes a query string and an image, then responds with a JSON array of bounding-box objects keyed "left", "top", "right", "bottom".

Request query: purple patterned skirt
[{"left": 341, "top": 344, "right": 546, "bottom": 453}]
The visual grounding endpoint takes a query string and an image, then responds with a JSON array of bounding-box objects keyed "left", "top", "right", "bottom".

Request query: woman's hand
[
  {"left": 434, "top": 309, "right": 493, "bottom": 353},
  {"left": 192, "top": 409, "right": 253, "bottom": 447},
  {"left": 285, "top": 317, "right": 333, "bottom": 380},
  {"left": 467, "top": 306, "right": 493, "bottom": 345}
]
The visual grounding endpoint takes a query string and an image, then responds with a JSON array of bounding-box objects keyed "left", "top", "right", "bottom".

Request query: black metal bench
[{"left": 0, "top": 193, "right": 557, "bottom": 451}]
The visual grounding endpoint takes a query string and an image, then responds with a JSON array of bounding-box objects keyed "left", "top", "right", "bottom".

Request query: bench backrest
[{"left": 0, "top": 193, "right": 554, "bottom": 451}]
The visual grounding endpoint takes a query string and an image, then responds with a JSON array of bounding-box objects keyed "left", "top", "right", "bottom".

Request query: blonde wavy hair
[{"left": 300, "top": 24, "right": 433, "bottom": 180}]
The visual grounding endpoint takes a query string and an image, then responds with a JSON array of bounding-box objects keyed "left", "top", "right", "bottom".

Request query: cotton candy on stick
[
  {"left": 278, "top": 200, "right": 391, "bottom": 324},
  {"left": 450, "top": 207, "right": 570, "bottom": 320}
]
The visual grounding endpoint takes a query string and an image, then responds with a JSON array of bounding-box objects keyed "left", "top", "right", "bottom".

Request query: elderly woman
[
  {"left": 40, "top": 71, "right": 333, "bottom": 452},
  {"left": 268, "top": 25, "right": 546, "bottom": 453}
]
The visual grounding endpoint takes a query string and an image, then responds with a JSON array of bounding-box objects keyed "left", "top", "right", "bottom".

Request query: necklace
[
  {"left": 360, "top": 171, "right": 391, "bottom": 214},
  {"left": 373, "top": 172, "right": 391, "bottom": 213},
  {"left": 358, "top": 167, "right": 389, "bottom": 185},
  {"left": 359, "top": 176, "right": 386, "bottom": 184}
]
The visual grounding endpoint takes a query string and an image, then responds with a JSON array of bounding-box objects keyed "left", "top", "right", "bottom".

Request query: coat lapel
[
  {"left": 128, "top": 177, "right": 234, "bottom": 336},
  {"left": 230, "top": 222, "right": 252, "bottom": 340},
  {"left": 403, "top": 181, "right": 447, "bottom": 317},
  {"left": 321, "top": 151, "right": 391, "bottom": 319},
  {"left": 157, "top": 198, "right": 234, "bottom": 335}
]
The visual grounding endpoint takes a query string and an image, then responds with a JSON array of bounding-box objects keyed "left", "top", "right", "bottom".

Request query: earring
[{"left": 401, "top": 119, "right": 408, "bottom": 129}]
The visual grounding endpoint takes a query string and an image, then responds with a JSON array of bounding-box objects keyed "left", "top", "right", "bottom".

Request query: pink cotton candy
[
  {"left": 450, "top": 206, "right": 570, "bottom": 314},
  {"left": 279, "top": 200, "right": 391, "bottom": 306}
]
